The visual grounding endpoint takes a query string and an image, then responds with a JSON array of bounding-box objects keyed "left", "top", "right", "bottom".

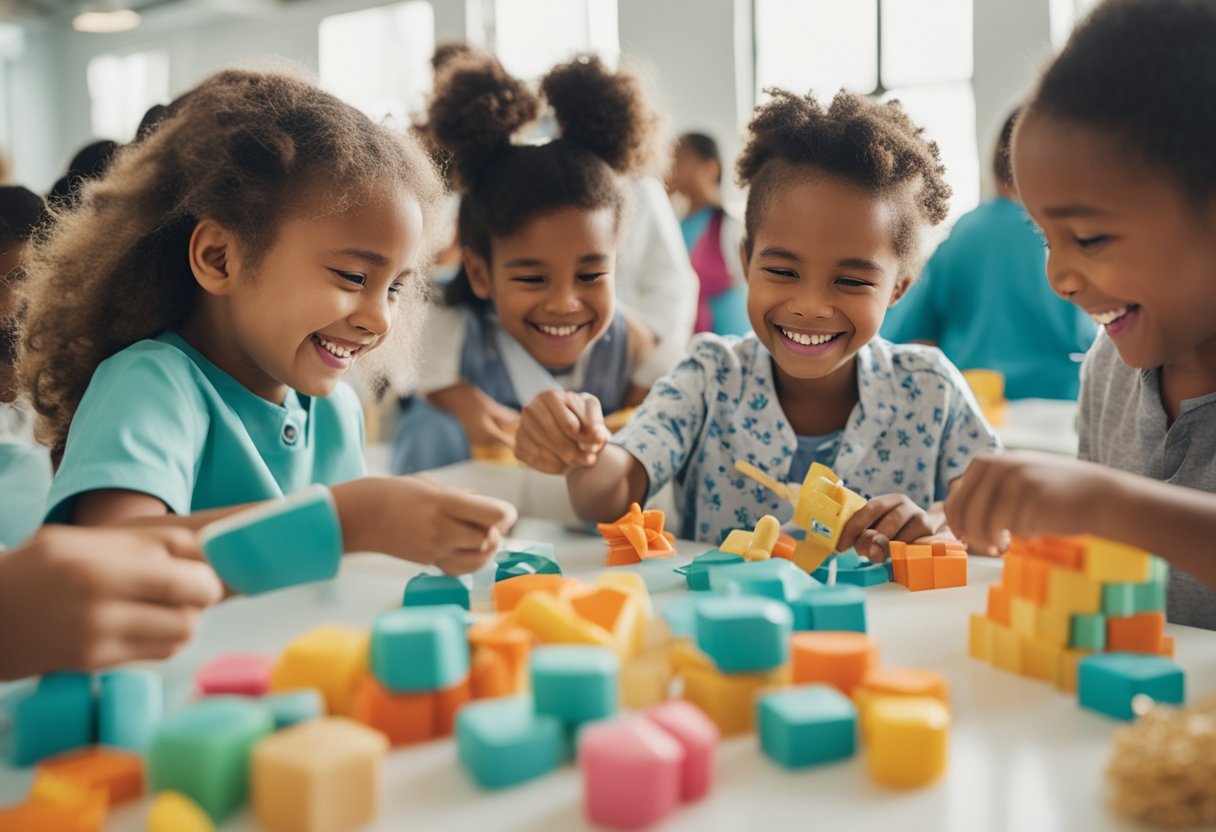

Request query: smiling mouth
[
  {"left": 530, "top": 322, "right": 590, "bottom": 338},
  {"left": 1089, "top": 305, "right": 1138, "bottom": 327},
  {"left": 777, "top": 326, "right": 843, "bottom": 347},
  {"left": 312, "top": 334, "right": 370, "bottom": 361}
]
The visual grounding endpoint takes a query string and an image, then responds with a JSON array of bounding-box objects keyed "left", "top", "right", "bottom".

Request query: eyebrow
[
  {"left": 1042, "top": 204, "right": 1112, "bottom": 219},
  {"left": 758, "top": 246, "right": 882, "bottom": 272},
  {"left": 504, "top": 253, "right": 611, "bottom": 268}
]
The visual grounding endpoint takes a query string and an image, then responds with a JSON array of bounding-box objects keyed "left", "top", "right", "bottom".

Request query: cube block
[
  {"left": 196, "top": 653, "right": 274, "bottom": 697},
  {"left": 790, "top": 631, "right": 879, "bottom": 695},
  {"left": 1083, "top": 538, "right": 1151, "bottom": 583},
  {"left": 579, "top": 716, "right": 684, "bottom": 829},
  {"left": 456, "top": 696, "right": 565, "bottom": 789},
  {"left": 270, "top": 626, "right": 369, "bottom": 716},
  {"left": 1077, "top": 653, "right": 1184, "bottom": 720},
  {"left": 351, "top": 672, "right": 436, "bottom": 746},
  {"left": 263, "top": 690, "right": 324, "bottom": 729},
  {"left": 10, "top": 673, "right": 95, "bottom": 766},
  {"left": 1071, "top": 614, "right": 1107, "bottom": 650},
  {"left": 708, "top": 558, "right": 816, "bottom": 604},
  {"left": 1106, "top": 612, "right": 1166, "bottom": 654},
  {"left": 679, "top": 663, "right": 787, "bottom": 737},
  {"left": 402, "top": 574, "right": 470, "bottom": 610},
  {"left": 681, "top": 550, "right": 745, "bottom": 592},
  {"left": 531, "top": 645, "right": 619, "bottom": 727},
  {"left": 1047, "top": 567, "right": 1102, "bottom": 615},
  {"left": 758, "top": 685, "right": 857, "bottom": 769},
  {"left": 37, "top": 746, "right": 144, "bottom": 806},
  {"left": 793, "top": 585, "right": 866, "bottom": 633},
  {"left": 98, "top": 670, "right": 162, "bottom": 752},
  {"left": 370, "top": 606, "right": 468, "bottom": 693},
  {"left": 693, "top": 596, "right": 792, "bottom": 673},
  {"left": 867, "top": 696, "right": 950, "bottom": 788},
  {"left": 643, "top": 701, "right": 719, "bottom": 801},
  {"left": 854, "top": 666, "right": 950, "bottom": 736}
]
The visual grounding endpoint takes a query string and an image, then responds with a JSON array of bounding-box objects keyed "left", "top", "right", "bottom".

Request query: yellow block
[
  {"left": 620, "top": 650, "right": 673, "bottom": 710},
  {"left": 29, "top": 773, "right": 107, "bottom": 829},
  {"left": 744, "top": 515, "right": 781, "bottom": 562},
  {"left": 670, "top": 640, "right": 714, "bottom": 673},
  {"left": 720, "top": 530, "right": 753, "bottom": 556},
  {"left": 1083, "top": 537, "right": 1151, "bottom": 583},
  {"left": 680, "top": 663, "right": 789, "bottom": 737},
  {"left": 867, "top": 697, "right": 950, "bottom": 789},
  {"left": 791, "top": 463, "right": 866, "bottom": 574},
  {"left": 1009, "top": 597, "right": 1040, "bottom": 638},
  {"left": 1035, "top": 606, "right": 1072, "bottom": 648},
  {"left": 1056, "top": 648, "right": 1092, "bottom": 693},
  {"left": 270, "top": 626, "right": 369, "bottom": 717},
  {"left": 570, "top": 586, "right": 646, "bottom": 659},
  {"left": 513, "top": 592, "right": 615, "bottom": 648},
  {"left": 967, "top": 614, "right": 992, "bottom": 662},
  {"left": 1046, "top": 567, "right": 1102, "bottom": 615},
  {"left": 1021, "top": 637, "right": 1062, "bottom": 682},
  {"left": 593, "top": 571, "right": 654, "bottom": 616},
  {"left": 148, "top": 791, "right": 215, "bottom": 832},
  {"left": 990, "top": 623, "right": 1022, "bottom": 674}
]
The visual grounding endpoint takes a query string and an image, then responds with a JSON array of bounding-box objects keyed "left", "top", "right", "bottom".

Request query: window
[
  {"left": 488, "top": 0, "right": 619, "bottom": 80},
  {"left": 87, "top": 50, "right": 169, "bottom": 142},
  {"left": 0, "top": 24, "right": 22, "bottom": 157},
  {"left": 755, "top": 0, "right": 877, "bottom": 96},
  {"left": 319, "top": 1, "right": 435, "bottom": 127}
]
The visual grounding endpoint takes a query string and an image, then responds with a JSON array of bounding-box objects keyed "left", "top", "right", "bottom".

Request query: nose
[
  {"left": 352, "top": 290, "right": 393, "bottom": 337},
  {"left": 787, "top": 282, "right": 835, "bottom": 321},
  {"left": 1045, "top": 249, "right": 1086, "bottom": 301},
  {"left": 543, "top": 284, "right": 583, "bottom": 316}
]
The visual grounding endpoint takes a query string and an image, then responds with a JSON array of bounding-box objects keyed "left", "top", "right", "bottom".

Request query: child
[
  {"left": 0, "top": 525, "right": 222, "bottom": 681},
  {"left": 944, "top": 0, "right": 1216, "bottom": 628},
  {"left": 17, "top": 69, "right": 516, "bottom": 574},
  {"left": 390, "top": 55, "right": 659, "bottom": 473},
  {"left": 516, "top": 89, "right": 1000, "bottom": 557}
]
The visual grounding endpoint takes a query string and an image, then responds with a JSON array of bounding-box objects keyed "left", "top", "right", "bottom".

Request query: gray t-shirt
[{"left": 1078, "top": 334, "right": 1216, "bottom": 629}]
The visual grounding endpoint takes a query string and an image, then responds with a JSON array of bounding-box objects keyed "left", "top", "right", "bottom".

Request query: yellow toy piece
[
  {"left": 513, "top": 592, "right": 616, "bottom": 649},
  {"left": 743, "top": 515, "right": 781, "bottom": 562},
  {"left": 148, "top": 791, "right": 215, "bottom": 832},
  {"left": 270, "top": 626, "right": 370, "bottom": 717},
  {"left": 867, "top": 696, "right": 950, "bottom": 788},
  {"left": 719, "top": 530, "right": 753, "bottom": 556},
  {"left": 679, "top": 662, "right": 789, "bottom": 737}
]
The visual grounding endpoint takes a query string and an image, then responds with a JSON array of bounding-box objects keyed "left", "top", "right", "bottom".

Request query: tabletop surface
[{"left": 2, "top": 517, "right": 1211, "bottom": 832}]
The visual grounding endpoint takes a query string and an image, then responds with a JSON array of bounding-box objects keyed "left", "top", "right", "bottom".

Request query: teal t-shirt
[
  {"left": 45, "top": 331, "right": 366, "bottom": 522},
  {"left": 881, "top": 197, "right": 1096, "bottom": 400}
]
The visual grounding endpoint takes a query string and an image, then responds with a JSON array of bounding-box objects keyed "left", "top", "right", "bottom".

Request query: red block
[{"left": 1107, "top": 612, "right": 1166, "bottom": 654}]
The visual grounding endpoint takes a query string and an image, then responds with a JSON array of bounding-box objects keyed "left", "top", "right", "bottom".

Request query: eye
[
  {"left": 510, "top": 275, "right": 545, "bottom": 284},
  {"left": 1074, "top": 234, "right": 1111, "bottom": 251},
  {"left": 388, "top": 281, "right": 404, "bottom": 296},
  {"left": 577, "top": 272, "right": 609, "bottom": 283},
  {"left": 835, "top": 277, "right": 871, "bottom": 288},
  {"left": 763, "top": 268, "right": 797, "bottom": 279},
  {"left": 331, "top": 269, "right": 366, "bottom": 286}
]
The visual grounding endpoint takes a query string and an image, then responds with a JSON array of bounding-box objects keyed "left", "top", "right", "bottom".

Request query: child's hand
[
  {"left": 515, "top": 390, "right": 612, "bottom": 475},
  {"left": 428, "top": 382, "right": 520, "bottom": 455},
  {"left": 836, "top": 494, "right": 943, "bottom": 562},
  {"left": 339, "top": 476, "right": 518, "bottom": 575},
  {"left": 0, "top": 526, "right": 223, "bottom": 681},
  {"left": 944, "top": 451, "right": 1109, "bottom": 553}
]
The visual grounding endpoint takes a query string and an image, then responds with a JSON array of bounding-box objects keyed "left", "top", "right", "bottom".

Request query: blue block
[
  {"left": 531, "top": 645, "right": 618, "bottom": 727},
  {"left": 1077, "top": 653, "right": 1184, "bottom": 721},
  {"left": 201, "top": 484, "right": 342, "bottom": 595},
  {"left": 680, "top": 549, "right": 744, "bottom": 591},
  {"left": 98, "top": 669, "right": 162, "bottom": 751},
  {"left": 263, "top": 690, "right": 324, "bottom": 729},
  {"left": 792, "top": 585, "right": 867, "bottom": 632},
  {"left": 456, "top": 696, "right": 564, "bottom": 789},
  {"left": 695, "top": 596, "right": 792, "bottom": 673},
  {"left": 403, "top": 574, "right": 471, "bottom": 610},
  {"left": 659, "top": 595, "right": 703, "bottom": 639},
  {"left": 10, "top": 673, "right": 94, "bottom": 766},
  {"left": 710, "top": 558, "right": 817, "bottom": 603},
  {"left": 495, "top": 553, "right": 562, "bottom": 582},
  {"left": 371, "top": 605, "right": 469, "bottom": 693},
  {"left": 758, "top": 685, "right": 857, "bottom": 768}
]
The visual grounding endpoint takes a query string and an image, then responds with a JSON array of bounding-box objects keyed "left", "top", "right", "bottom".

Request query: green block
[
  {"left": 659, "top": 595, "right": 703, "bottom": 639},
  {"left": 456, "top": 696, "right": 564, "bottom": 789},
  {"left": 1102, "top": 583, "right": 1137, "bottom": 617},
  {"left": 531, "top": 645, "right": 619, "bottom": 727},
  {"left": 680, "top": 549, "right": 744, "bottom": 591},
  {"left": 495, "top": 553, "right": 562, "bottom": 582},
  {"left": 1133, "top": 557, "right": 1168, "bottom": 613},
  {"left": 792, "top": 585, "right": 867, "bottom": 632},
  {"left": 148, "top": 697, "right": 274, "bottom": 822},
  {"left": 10, "top": 673, "right": 94, "bottom": 766},
  {"left": 1071, "top": 613, "right": 1107, "bottom": 650},
  {"left": 371, "top": 605, "right": 469, "bottom": 693},
  {"left": 403, "top": 574, "right": 471, "bottom": 610}
]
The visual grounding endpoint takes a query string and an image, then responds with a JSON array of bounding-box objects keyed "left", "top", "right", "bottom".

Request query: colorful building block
[
  {"left": 531, "top": 645, "right": 619, "bottom": 727},
  {"left": 1047, "top": 567, "right": 1102, "bottom": 615},
  {"left": 514, "top": 591, "right": 616, "bottom": 647},
  {"left": 2, "top": 773, "right": 107, "bottom": 831},
  {"left": 263, "top": 690, "right": 324, "bottom": 729},
  {"left": 370, "top": 605, "right": 469, "bottom": 693},
  {"left": 708, "top": 557, "right": 818, "bottom": 604},
  {"left": 496, "top": 552, "right": 563, "bottom": 582},
  {"left": 1071, "top": 613, "right": 1107, "bottom": 650},
  {"left": 792, "top": 584, "right": 867, "bottom": 632},
  {"left": 790, "top": 631, "right": 879, "bottom": 695},
  {"left": 1133, "top": 557, "right": 1168, "bottom": 613},
  {"left": 500, "top": 539, "right": 557, "bottom": 560},
  {"left": 98, "top": 669, "right": 162, "bottom": 751},
  {"left": 694, "top": 596, "right": 792, "bottom": 673},
  {"left": 148, "top": 697, "right": 275, "bottom": 822},
  {"left": 866, "top": 696, "right": 950, "bottom": 788},
  {"left": 718, "top": 529, "right": 754, "bottom": 556},
  {"left": 270, "top": 626, "right": 369, "bottom": 716},
  {"left": 854, "top": 667, "right": 949, "bottom": 717},
  {"left": 579, "top": 716, "right": 684, "bottom": 828},
  {"left": 758, "top": 685, "right": 857, "bottom": 769},
  {"left": 1077, "top": 653, "right": 1184, "bottom": 720},
  {"left": 593, "top": 571, "right": 654, "bottom": 615},
  {"left": 990, "top": 623, "right": 1022, "bottom": 673},
  {"left": 789, "top": 464, "right": 867, "bottom": 575},
  {"left": 1107, "top": 612, "right": 1166, "bottom": 654},
  {"left": 10, "top": 673, "right": 94, "bottom": 766},
  {"left": 1102, "top": 583, "right": 1138, "bottom": 617},
  {"left": 1010, "top": 596, "right": 1039, "bottom": 638},
  {"left": 402, "top": 573, "right": 471, "bottom": 610},
  {"left": 456, "top": 696, "right": 565, "bottom": 789},
  {"left": 811, "top": 556, "right": 890, "bottom": 587},
  {"left": 621, "top": 652, "right": 674, "bottom": 711},
  {"left": 147, "top": 791, "right": 214, "bottom": 832},
  {"left": 680, "top": 550, "right": 745, "bottom": 591},
  {"left": 742, "top": 515, "right": 781, "bottom": 561},
  {"left": 37, "top": 746, "right": 143, "bottom": 806},
  {"left": 435, "top": 677, "right": 472, "bottom": 736},
  {"left": 468, "top": 620, "right": 531, "bottom": 698},
  {"left": 1022, "top": 637, "right": 1062, "bottom": 683},
  {"left": 570, "top": 585, "right": 645, "bottom": 658},
  {"left": 196, "top": 653, "right": 275, "bottom": 697},
  {"left": 986, "top": 584, "right": 1012, "bottom": 626},
  {"left": 351, "top": 672, "right": 436, "bottom": 746},
  {"left": 596, "top": 502, "right": 676, "bottom": 565},
  {"left": 968, "top": 615, "right": 992, "bottom": 661},
  {"left": 1083, "top": 537, "right": 1152, "bottom": 583},
  {"left": 659, "top": 595, "right": 702, "bottom": 639},
  {"left": 252, "top": 717, "right": 387, "bottom": 832},
  {"left": 1036, "top": 606, "right": 1072, "bottom": 647},
  {"left": 1056, "top": 648, "right": 1092, "bottom": 693},
  {"left": 492, "top": 573, "right": 577, "bottom": 612},
  {"left": 643, "top": 701, "right": 719, "bottom": 801},
  {"left": 679, "top": 663, "right": 788, "bottom": 736}
]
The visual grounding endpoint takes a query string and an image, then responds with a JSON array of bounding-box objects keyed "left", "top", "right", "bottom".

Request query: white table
[
  {"left": 3, "top": 518, "right": 1213, "bottom": 831},
  {"left": 997, "top": 399, "right": 1079, "bottom": 457}
]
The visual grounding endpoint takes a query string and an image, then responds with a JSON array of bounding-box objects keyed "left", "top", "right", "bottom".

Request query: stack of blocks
[
  {"left": 968, "top": 535, "right": 1181, "bottom": 715},
  {"left": 888, "top": 540, "right": 968, "bottom": 591}
]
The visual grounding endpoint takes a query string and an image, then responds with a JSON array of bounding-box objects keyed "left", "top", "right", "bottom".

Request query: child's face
[
  {"left": 216, "top": 184, "right": 425, "bottom": 401},
  {"left": 467, "top": 206, "right": 617, "bottom": 370},
  {"left": 743, "top": 173, "right": 906, "bottom": 383},
  {"left": 667, "top": 144, "right": 717, "bottom": 197},
  {"left": 1015, "top": 113, "right": 1216, "bottom": 370}
]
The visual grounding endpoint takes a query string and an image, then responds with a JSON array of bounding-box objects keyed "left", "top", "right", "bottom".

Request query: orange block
[
  {"left": 4, "top": 774, "right": 109, "bottom": 832},
  {"left": 1003, "top": 555, "right": 1027, "bottom": 597},
  {"left": 1107, "top": 612, "right": 1166, "bottom": 654},
  {"left": 930, "top": 541, "right": 967, "bottom": 558},
  {"left": 932, "top": 554, "right": 967, "bottom": 589},
  {"left": 1024, "top": 560, "right": 1049, "bottom": 604},
  {"left": 351, "top": 672, "right": 435, "bottom": 746},
  {"left": 1035, "top": 536, "right": 1086, "bottom": 570},
  {"left": 790, "top": 632, "right": 880, "bottom": 695},
  {"left": 772, "top": 533, "right": 796, "bottom": 561},
  {"left": 470, "top": 647, "right": 514, "bottom": 699},
  {"left": 1160, "top": 635, "right": 1176, "bottom": 659},
  {"left": 891, "top": 559, "right": 908, "bottom": 586},
  {"left": 904, "top": 545, "right": 934, "bottom": 591},
  {"left": 435, "top": 676, "right": 471, "bottom": 736},
  {"left": 855, "top": 666, "right": 950, "bottom": 706},
  {"left": 987, "top": 585, "right": 1012, "bottom": 626},
  {"left": 37, "top": 747, "right": 143, "bottom": 807},
  {"left": 570, "top": 587, "right": 631, "bottom": 631},
  {"left": 492, "top": 574, "right": 575, "bottom": 613}
]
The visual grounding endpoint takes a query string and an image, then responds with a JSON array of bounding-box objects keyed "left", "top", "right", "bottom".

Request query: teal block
[
  {"left": 659, "top": 595, "right": 703, "bottom": 639},
  {"left": 495, "top": 553, "right": 562, "bottom": 582},
  {"left": 1133, "top": 557, "right": 1168, "bottom": 613},
  {"left": 531, "top": 645, "right": 619, "bottom": 726},
  {"left": 694, "top": 596, "right": 792, "bottom": 673},
  {"left": 793, "top": 585, "right": 867, "bottom": 632},
  {"left": 403, "top": 574, "right": 471, "bottom": 610},
  {"left": 1077, "top": 653, "right": 1184, "bottom": 721},
  {"left": 883, "top": 561, "right": 894, "bottom": 581},
  {"left": 710, "top": 558, "right": 817, "bottom": 603},
  {"left": 371, "top": 605, "right": 469, "bottom": 693},
  {"left": 500, "top": 539, "right": 557, "bottom": 560},
  {"left": 836, "top": 549, "right": 865, "bottom": 569},
  {"left": 10, "top": 673, "right": 94, "bottom": 766},
  {"left": 812, "top": 557, "right": 890, "bottom": 587},
  {"left": 201, "top": 484, "right": 342, "bottom": 595},
  {"left": 1102, "top": 584, "right": 1138, "bottom": 617},
  {"left": 758, "top": 685, "right": 857, "bottom": 768},
  {"left": 1071, "top": 614, "right": 1107, "bottom": 650},
  {"left": 148, "top": 697, "right": 274, "bottom": 822},
  {"left": 99, "top": 669, "right": 162, "bottom": 751},
  {"left": 263, "top": 690, "right": 324, "bottom": 729},
  {"left": 680, "top": 549, "right": 744, "bottom": 591},
  {"left": 456, "top": 696, "right": 564, "bottom": 789}
]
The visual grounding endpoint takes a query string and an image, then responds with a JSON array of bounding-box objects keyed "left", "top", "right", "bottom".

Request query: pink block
[
  {"left": 196, "top": 653, "right": 275, "bottom": 696},
  {"left": 644, "top": 700, "right": 718, "bottom": 802},
  {"left": 579, "top": 716, "right": 684, "bottom": 829}
]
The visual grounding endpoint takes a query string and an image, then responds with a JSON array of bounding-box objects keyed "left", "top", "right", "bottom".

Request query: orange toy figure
[{"left": 596, "top": 503, "right": 676, "bottom": 566}]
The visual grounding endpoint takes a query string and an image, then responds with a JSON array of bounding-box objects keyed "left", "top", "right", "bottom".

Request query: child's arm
[
  {"left": 0, "top": 526, "right": 223, "bottom": 681},
  {"left": 945, "top": 451, "right": 1216, "bottom": 587},
  {"left": 835, "top": 494, "right": 945, "bottom": 562}
]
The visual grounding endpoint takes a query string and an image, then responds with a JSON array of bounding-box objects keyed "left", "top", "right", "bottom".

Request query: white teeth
[
  {"left": 780, "top": 327, "right": 836, "bottom": 346},
  {"left": 1091, "top": 306, "right": 1130, "bottom": 326},
  {"left": 537, "top": 324, "right": 579, "bottom": 337},
  {"left": 316, "top": 336, "right": 354, "bottom": 359}
]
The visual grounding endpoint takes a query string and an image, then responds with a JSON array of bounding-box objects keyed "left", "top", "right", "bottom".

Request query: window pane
[
  {"left": 494, "top": 0, "right": 619, "bottom": 80},
  {"left": 884, "top": 82, "right": 979, "bottom": 225},
  {"left": 87, "top": 51, "right": 169, "bottom": 141},
  {"left": 319, "top": 1, "right": 435, "bottom": 127},
  {"left": 881, "top": 0, "right": 972, "bottom": 87},
  {"left": 755, "top": 0, "right": 878, "bottom": 98}
]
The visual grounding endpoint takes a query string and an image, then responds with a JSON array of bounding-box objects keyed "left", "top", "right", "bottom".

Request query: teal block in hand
[
  {"left": 263, "top": 690, "right": 324, "bottom": 729},
  {"left": 495, "top": 553, "right": 562, "bottom": 582},
  {"left": 758, "top": 685, "right": 857, "bottom": 768},
  {"left": 10, "top": 673, "right": 94, "bottom": 766},
  {"left": 456, "top": 696, "right": 564, "bottom": 789},
  {"left": 403, "top": 574, "right": 471, "bottom": 610},
  {"left": 531, "top": 645, "right": 619, "bottom": 727},
  {"left": 710, "top": 558, "right": 817, "bottom": 604},
  {"left": 1077, "top": 653, "right": 1184, "bottom": 720},
  {"left": 99, "top": 669, "right": 162, "bottom": 751},
  {"left": 201, "top": 484, "right": 342, "bottom": 595},
  {"left": 680, "top": 549, "right": 744, "bottom": 591},
  {"left": 793, "top": 585, "right": 867, "bottom": 632},
  {"left": 148, "top": 696, "right": 274, "bottom": 822},
  {"left": 371, "top": 605, "right": 469, "bottom": 693},
  {"left": 695, "top": 596, "right": 792, "bottom": 673}
]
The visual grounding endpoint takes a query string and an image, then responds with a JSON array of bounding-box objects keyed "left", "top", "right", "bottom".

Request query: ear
[
  {"left": 188, "top": 218, "right": 242, "bottom": 297},
  {"left": 889, "top": 273, "right": 914, "bottom": 307},
  {"left": 462, "top": 249, "right": 494, "bottom": 301}
]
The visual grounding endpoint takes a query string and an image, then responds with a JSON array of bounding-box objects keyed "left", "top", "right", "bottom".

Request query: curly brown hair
[
  {"left": 16, "top": 68, "right": 445, "bottom": 455},
  {"left": 737, "top": 89, "right": 951, "bottom": 267}
]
